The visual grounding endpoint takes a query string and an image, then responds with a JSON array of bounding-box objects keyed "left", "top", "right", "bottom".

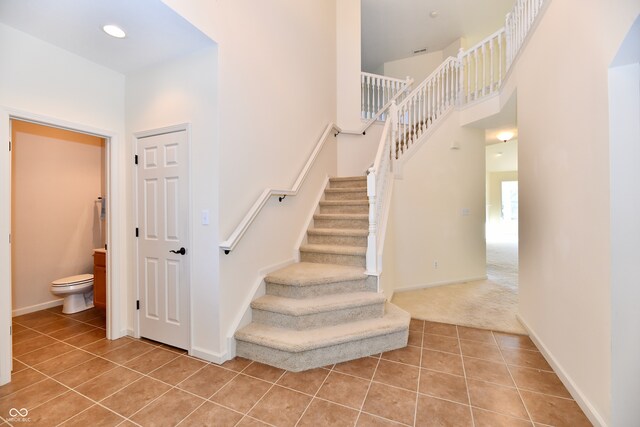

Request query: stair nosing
[
  {"left": 300, "top": 244, "right": 366, "bottom": 256},
  {"left": 314, "top": 213, "right": 368, "bottom": 220},
  {"left": 251, "top": 292, "right": 385, "bottom": 315},
  {"left": 307, "top": 228, "right": 368, "bottom": 236},
  {"left": 264, "top": 262, "right": 367, "bottom": 286}
]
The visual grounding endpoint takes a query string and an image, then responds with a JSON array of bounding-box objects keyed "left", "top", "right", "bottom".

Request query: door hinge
[
  {"left": 8, "top": 140, "right": 11, "bottom": 152},
  {"left": 104, "top": 243, "right": 108, "bottom": 250},
  {"left": 135, "top": 227, "right": 139, "bottom": 237},
  {"left": 9, "top": 325, "right": 12, "bottom": 336},
  {"left": 136, "top": 300, "right": 140, "bottom": 310},
  {"left": 134, "top": 154, "right": 138, "bottom": 165}
]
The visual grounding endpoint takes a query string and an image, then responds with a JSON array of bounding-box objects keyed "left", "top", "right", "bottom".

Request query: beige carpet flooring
[{"left": 391, "top": 241, "right": 526, "bottom": 334}]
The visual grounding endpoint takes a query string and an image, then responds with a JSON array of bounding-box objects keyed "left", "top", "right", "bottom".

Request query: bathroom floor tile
[
  {"left": 0, "top": 379, "right": 67, "bottom": 416},
  {"left": 12, "top": 334, "right": 56, "bottom": 357},
  {"left": 74, "top": 366, "right": 141, "bottom": 401},
  {"left": 11, "top": 329, "right": 44, "bottom": 345},
  {"left": 48, "top": 323, "right": 96, "bottom": 341},
  {"left": 65, "top": 328, "right": 106, "bottom": 347},
  {"left": 25, "top": 390, "right": 93, "bottom": 426},
  {"left": 101, "top": 340, "right": 155, "bottom": 364},
  {"left": 36, "top": 317, "right": 83, "bottom": 335},
  {"left": 124, "top": 347, "right": 180, "bottom": 374},
  {"left": 0, "top": 368, "right": 46, "bottom": 398},
  {"left": 10, "top": 359, "right": 28, "bottom": 374},
  {"left": 53, "top": 357, "right": 117, "bottom": 388},
  {"left": 81, "top": 337, "right": 133, "bottom": 356},
  {"left": 15, "top": 341, "right": 75, "bottom": 366}
]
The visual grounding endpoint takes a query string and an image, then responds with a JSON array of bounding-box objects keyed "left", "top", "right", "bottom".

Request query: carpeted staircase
[{"left": 235, "top": 176, "right": 410, "bottom": 371}]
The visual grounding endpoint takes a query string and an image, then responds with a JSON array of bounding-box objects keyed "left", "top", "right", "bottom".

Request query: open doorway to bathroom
[{"left": 10, "top": 120, "right": 109, "bottom": 345}]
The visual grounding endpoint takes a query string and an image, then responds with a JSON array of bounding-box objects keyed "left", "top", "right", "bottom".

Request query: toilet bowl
[{"left": 51, "top": 274, "right": 94, "bottom": 314}]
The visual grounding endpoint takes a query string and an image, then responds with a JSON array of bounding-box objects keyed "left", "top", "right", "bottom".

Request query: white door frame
[
  {"left": 0, "top": 107, "right": 124, "bottom": 385},
  {"left": 133, "top": 123, "right": 192, "bottom": 353}
]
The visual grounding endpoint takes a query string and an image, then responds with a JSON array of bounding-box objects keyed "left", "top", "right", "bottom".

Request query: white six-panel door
[{"left": 137, "top": 129, "right": 190, "bottom": 350}]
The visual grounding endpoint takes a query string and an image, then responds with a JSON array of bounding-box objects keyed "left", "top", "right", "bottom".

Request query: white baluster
[{"left": 498, "top": 33, "right": 503, "bottom": 86}]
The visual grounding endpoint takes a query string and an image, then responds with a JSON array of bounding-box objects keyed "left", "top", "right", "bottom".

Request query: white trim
[
  {"left": 516, "top": 314, "right": 608, "bottom": 427},
  {"left": 393, "top": 275, "right": 488, "bottom": 293},
  {"left": 12, "top": 299, "right": 63, "bottom": 317},
  {"left": 0, "top": 107, "right": 123, "bottom": 386},
  {"left": 191, "top": 345, "right": 229, "bottom": 365},
  {"left": 220, "top": 123, "right": 341, "bottom": 253}
]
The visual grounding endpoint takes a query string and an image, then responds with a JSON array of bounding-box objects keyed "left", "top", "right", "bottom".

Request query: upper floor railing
[{"left": 361, "top": 73, "right": 411, "bottom": 121}]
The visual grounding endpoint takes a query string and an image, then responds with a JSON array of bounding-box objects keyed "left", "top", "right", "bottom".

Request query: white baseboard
[
  {"left": 394, "top": 276, "right": 488, "bottom": 293},
  {"left": 12, "top": 299, "right": 63, "bottom": 317},
  {"left": 516, "top": 314, "right": 608, "bottom": 427},
  {"left": 190, "top": 345, "right": 229, "bottom": 365}
]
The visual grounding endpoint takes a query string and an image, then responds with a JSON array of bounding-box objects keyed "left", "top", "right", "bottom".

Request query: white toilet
[{"left": 50, "top": 274, "right": 94, "bottom": 314}]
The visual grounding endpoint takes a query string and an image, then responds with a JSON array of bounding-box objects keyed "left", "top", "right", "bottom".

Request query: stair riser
[
  {"left": 319, "top": 204, "right": 368, "bottom": 214},
  {"left": 301, "top": 252, "right": 365, "bottom": 267},
  {"left": 265, "top": 277, "right": 376, "bottom": 298},
  {"left": 329, "top": 179, "right": 367, "bottom": 189},
  {"left": 307, "top": 233, "right": 367, "bottom": 247},
  {"left": 314, "top": 218, "right": 368, "bottom": 229},
  {"left": 324, "top": 191, "right": 367, "bottom": 201},
  {"left": 252, "top": 303, "right": 384, "bottom": 330},
  {"left": 236, "top": 329, "right": 408, "bottom": 372}
]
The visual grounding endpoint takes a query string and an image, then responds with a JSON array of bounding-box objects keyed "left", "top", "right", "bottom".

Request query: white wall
[
  {"left": 11, "top": 122, "right": 104, "bottom": 314},
  {"left": 337, "top": 121, "right": 384, "bottom": 176},
  {"left": 126, "top": 46, "right": 220, "bottom": 360},
  {"left": 0, "top": 23, "right": 126, "bottom": 385},
  {"left": 389, "top": 111, "right": 486, "bottom": 292},
  {"left": 382, "top": 51, "right": 444, "bottom": 85},
  {"left": 513, "top": 2, "right": 640, "bottom": 425},
  {"left": 337, "top": 0, "right": 362, "bottom": 131},
  {"left": 160, "top": 1, "right": 339, "bottom": 357},
  {"left": 609, "top": 17, "right": 640, "bottom": 427}
]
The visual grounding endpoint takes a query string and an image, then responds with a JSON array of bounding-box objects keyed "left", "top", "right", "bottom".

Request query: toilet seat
[{"left": 51, "top": 274, "right": 94, "bottom": 287}]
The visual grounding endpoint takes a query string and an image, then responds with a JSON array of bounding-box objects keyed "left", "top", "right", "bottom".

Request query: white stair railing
[
  {"left": 361, "top": 72, "right": 411, "bottom": 120},
  {"left": 364, "top": 0, "right": 546, "bottom": 275}
]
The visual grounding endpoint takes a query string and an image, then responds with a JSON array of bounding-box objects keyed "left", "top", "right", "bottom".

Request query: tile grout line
[
  {"left": 233, "top": 365, "right": 288, "bottom": 427},
  {"left": 292, "top": 366, "right": 334, "bottom": 426},
  {"left": 493, "top": 330, "right": 535, "bottom": 424},
  {"left": 457, "top": 325, "right": 477, "bottom": 427},
  {"left": 411, "top": 320, "right": 425, "bottom": 427},
  {"left": 353, "top": 345, "right": 384, "bottom": 426}
]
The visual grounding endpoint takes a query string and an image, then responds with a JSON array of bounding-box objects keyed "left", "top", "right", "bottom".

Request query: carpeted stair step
[
  {"left": 313, "top": 213, "right": 368, "bottom": 229},
  {"left": 319, "top": 200, "right": 369, "bottom": 214},
  {"left": 324, "top": 187, "right": 367, "bottom": 201},
  {"left": 307, "top": 228, "right": 368, "bottom": 247},
  {"left": 300, "top": 244, "right": 366, "bottom": 267},
  {"left": 251, "top": 292, "right": 385, "bottom": 330},
  {"left": 235, "top": 303, "right": 410, "bottom": 372},
  {"left": 264, "top": 262, "right": 376, "bottom": 298},
  {"left": 329, "top": 176, "right": 368, "bottom": 189}
]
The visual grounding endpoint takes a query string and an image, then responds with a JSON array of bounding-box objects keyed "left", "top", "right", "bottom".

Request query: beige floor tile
[
  {"left": 177, "top": 364, "right": 237, "bottom": 398},
  {"left": 424, "top": 321, "right": 458, "bottom": 338},
  {"left": 409, "top": 318, "right": 425, "bottom": 332},
  {"left": 501, "top": 348, "right": 553, "bottom": 371},
  {"left": 472, "top": 407, "right": 533, "bottom": 426},
  {"left": 124, "top": 347, "right": 179, "bottom": 374},
  {"left": 11, "top": 359, "right": 28, "bottom": 374},
  {"left": 460, "top": 339, "right": 504, "bottom": 363},
  {"left": 248, "top": 385, "right": 312, "bottom": 427},
  {"left": 242, "top": 361, "right": 286, "bottom": 382},
  {"left": 81, "top": 337, "right": 133, "bottom": 356},
  {"left": 11, "top": 322, "right": 28, "bottom": 334},
  {"left": 11, "top": 329, "right": 44, "bottom": 345},
  {"left": 33, "top": 349, "right": 95, "bottom": 376},
  {"left": 381, "top": 345, "right": 422, "bottom": 366},
  {"left": 419, "top": 369, "right": 468, "bottom": 404},
  {"left": 101, "top": 377, "right": 171, "bottom": 418},
  {"left": 276, "top": 368, "right": 330, "bottom": 395},
  {"left": 25, "top": 390, "right": 93, "bottom": 427},
  {"left": 423, "top": 333, "right": 461, "bottom": 354},
  {"left": 421, "top": 349, "right": 464, "bottom": 376},
  {"left": 415, "top": 394, "right": 473, "bottom": 426},
  {"left": 407, "top": 330, "right": 423, "bottom": 347},
  {"left": 509, "top": 366, "right": 571, "bottom": 398},
  {"left": 53, "top": 357, "right": 117, "bottom": 388},
  {"left": 12, "top": 335, "right": 56, "bottom": 357},
  {"left": 36, "top": 317, "right": 82, "bottom": 334},
  {"left": 494, "top": 332, "right": 538, "bottom": 351},
  {"left": 59, "top": 404, "right": 126, "bottom": 427},
  {"left": 373, "top": 359, "right": 419, "bottom": 391},
  {"left": 101, "top": 340, "right": 155, "bottom": 364},
  {"left": 48, "top": 323, "right": 96, "bottom": 341},
  {"left": 236, "top": 416, "right": 272, "bottom": 426},
  {"left": 298, "top": 398, "right": 358, "bottom": 427},
  {"left": 334, "top": 356, "right": 379, "bottom": 380},
  {"left": 65, "top": 308, "right": 102, "bottom": 323},
  {"left": 148, "top": 355, "right": 207, "bottom": 386},
  {"left": 0, "top": 368, "right": 46, "bottom": 398},
  {"left": 15, "top": 341, "right": 75, "bottom": 366},
  {"left": 316, "top": 371, "right": 370, "bottom": 409},
  {"left": 457, "top": 326, "right": 496, "bottom": 344},
  {"left": 13, "top": 311, "right": 61, "bottom": 329},
  {"left": 84, "top": 315, "right": 107, "bottom": 329},
  {"left": 74, "top": 366, "right": 141, "bottom": 401},
  {"left": 65, "top": 328, "right": 106, "bottom": 347},
  {"left": 130, "top": 388, "right": 204, "bottom": 427},
  {"left": 467, "top": 379, "right": 529, "bottom": 420},
  {"left": 362, "top": 382, "right": 416, "bottom": 426},
  {"left": 520, "top": 391, "right": 591, "bottom": 427},
  {"left": 356, "top": 412, "right": 406, "bottom": 426},
  {"left": 211, "top": 374, "right": 272, "bottom": 413},
  {"left": 0, "top": 379, "right": 67, "bottom": 416},
  {"left": 181, "top": 401, "right": 243, "bottom": 427},
  {"left": 463, "top": 357, "right": 514, "bottom": 387},
  {"left": 219, "top": 357, "right": 252, "bottom": 372}
]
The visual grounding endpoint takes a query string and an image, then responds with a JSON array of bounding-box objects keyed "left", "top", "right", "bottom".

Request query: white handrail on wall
[
  {"left": 364, "top": 0, "right": 546, "bottom": 275},
  {"left": 220, "top": 123, "right": 341, "bottom": 254}
]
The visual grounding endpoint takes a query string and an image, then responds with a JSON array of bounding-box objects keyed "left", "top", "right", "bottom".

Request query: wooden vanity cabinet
[{"left": 93, "top": 251, "right": 107, "bottom": 312}]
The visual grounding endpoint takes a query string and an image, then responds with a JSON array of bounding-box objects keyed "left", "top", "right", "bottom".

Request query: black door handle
[{"left": 169, "top": 247, "right": 186, "bottom": 255}]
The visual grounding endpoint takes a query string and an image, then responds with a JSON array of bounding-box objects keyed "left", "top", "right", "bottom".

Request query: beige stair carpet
[{"left": 392, "top": 241, "right": 526, "bottom": 334}]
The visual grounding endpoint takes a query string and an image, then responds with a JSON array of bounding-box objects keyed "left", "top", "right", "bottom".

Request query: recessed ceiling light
[
  {"left": 429, "top": 10, "right": 439, "bottom": 18},
  {"left": 103, "top": 24, "right": 126, "bottom": 39}
]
